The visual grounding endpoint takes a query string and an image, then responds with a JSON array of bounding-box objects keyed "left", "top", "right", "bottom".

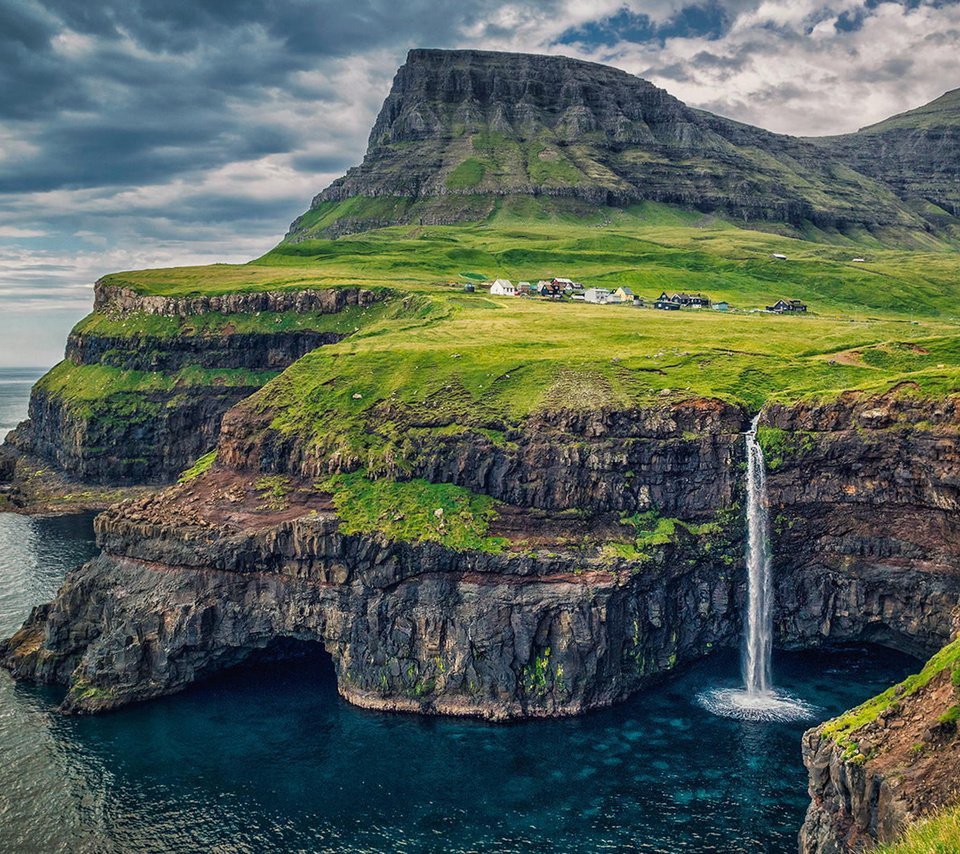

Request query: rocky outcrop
[
  {"left": 219, "top": 397, "right": 747, "bottom": 516},
  {"left": 799, "top": 634, "right": 960, "bottom": 853},
  {"left": 762, "top": 393, "right": 960, "bottom": 658},
  {"left": 286, "top": 49, "right": 929, "bottom": 241},
  {"left": 8, "top": 384, "right": 258, "bottom": 483},
  {"left": 6, "top": 284, "right": 390, "bottom": 483},
  {"left": 0, "top": 469, "right": 743, "bottom": 717},
  {"left": 65, "top": 328, "right": 345, "bottom": 372},
  {"left": 93, "top": 283, "right": 382, "bottom": 318}
]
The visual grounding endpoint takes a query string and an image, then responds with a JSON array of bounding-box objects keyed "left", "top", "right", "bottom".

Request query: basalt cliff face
[
  {"left": 4, "top": 282, "right": 382, "bottom": 485},
  {"left": 799, "top": 631, "right": 960, "bottom": 854},
  {"left": 1, "top": 405, "right": 749, "bottom": 719},
  {"left": 4, "top": 392, "right": 960, "bottom": 730},
  {"left": 285, "top": 49, "right": 960, "bottom": 241}
]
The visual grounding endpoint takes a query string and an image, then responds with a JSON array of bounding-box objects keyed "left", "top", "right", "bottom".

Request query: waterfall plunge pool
[{"left": 0, "top": 511, "right": 921, "bottom": 853}]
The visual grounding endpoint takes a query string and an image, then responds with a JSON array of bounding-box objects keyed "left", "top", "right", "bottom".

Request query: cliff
[
  {"left": 283, "top": 48, "right": 948, "bottom": 241},
  {"left": 799, "top": 635, "right": 960, "bottom": 853},
  {"left": 4, "top": 282, "right": 385, "bottom": 485},
  {"left": 0, "top": 456, "right": 744, "bottom": 719},
  {"left": 5, "top": 392, "right": 960, "bottom": 724}
]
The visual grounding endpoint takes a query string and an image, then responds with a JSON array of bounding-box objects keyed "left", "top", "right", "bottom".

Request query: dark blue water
[
  {"left": 0, "top": 511, "right": 919, "bottom": 854},
  {"left": 0, "top": 377, "right": 920, "bottom": 852},
  {"left": 0, "top": 367, "right": 45, "bottom": 435}
]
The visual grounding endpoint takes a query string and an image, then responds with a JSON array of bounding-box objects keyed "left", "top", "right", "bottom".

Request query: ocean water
[
  {"left": 0, "top": 511, "right": 919, "bottom": 854},
  {"left": 0, "top": 367, "right": 45, "bottom": 435},
  {"left": 0, "top": 371, "right": 921, "bottom": 853}
]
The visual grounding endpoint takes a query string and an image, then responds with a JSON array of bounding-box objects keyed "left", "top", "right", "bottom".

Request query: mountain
[
  {"left": 813, "top": 87, "right": 960, "bottom": 225},
  {"left": 285, "top": 48, "right": 950, "bottom": 242}
]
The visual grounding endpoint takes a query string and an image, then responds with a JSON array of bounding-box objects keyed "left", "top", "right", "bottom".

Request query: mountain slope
[
  {"left": 286, "top": 48, "right": 928, "bottom": 241},
  {"left": 813, "top": 88, "right": 960, "bottom": 225}
]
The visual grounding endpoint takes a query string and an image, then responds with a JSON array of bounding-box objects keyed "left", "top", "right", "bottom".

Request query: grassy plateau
[{"left": 90, "top": 202, "right": 960, "bottom": 417}]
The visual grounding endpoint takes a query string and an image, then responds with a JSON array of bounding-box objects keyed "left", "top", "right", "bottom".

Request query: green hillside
[{"left": 92, "top": 204, "right": 960, "bottom": 460}]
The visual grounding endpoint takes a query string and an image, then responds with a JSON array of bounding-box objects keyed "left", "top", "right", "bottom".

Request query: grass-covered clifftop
[
  {"left": 85, "top": 204, "right": 960, "bottom": 425},
  {"left": 12, "top": 201, "right": 960, "bottom": 495}
]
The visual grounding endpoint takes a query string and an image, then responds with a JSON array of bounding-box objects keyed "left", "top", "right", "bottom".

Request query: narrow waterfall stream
[
  {"left": 743, "top": 413, "right": 773, "bottom": 696},
  {"left": 698, "top": 415, "right": 816, "bottom": 721}
]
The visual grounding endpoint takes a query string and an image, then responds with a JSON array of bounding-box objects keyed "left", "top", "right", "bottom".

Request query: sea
[{"left": 0, "top": 369, "right": 918, "bottom": 853}]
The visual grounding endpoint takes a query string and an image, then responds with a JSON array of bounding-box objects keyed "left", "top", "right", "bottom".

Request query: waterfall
[
  {"left": 695, "top": 414, "right": 816, "bottom": 721},
  {"left": 743, "top": 414, "right": 773, "bottom": 696}
]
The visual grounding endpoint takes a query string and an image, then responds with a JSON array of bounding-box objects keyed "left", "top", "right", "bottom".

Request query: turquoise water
[
  {"left": 0, "top": 511, "right": 919, "bottom": 853},
  {"left": 0, "top": 376, "right": 920, "bottom": 852}
]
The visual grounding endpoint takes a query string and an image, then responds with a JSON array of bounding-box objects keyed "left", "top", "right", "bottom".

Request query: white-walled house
[
  {"left": 489, "top": 279, "right": 516, "bottom": 296},
  {"left": 584, "top": 288, "right": 612, "bottom": 304}
]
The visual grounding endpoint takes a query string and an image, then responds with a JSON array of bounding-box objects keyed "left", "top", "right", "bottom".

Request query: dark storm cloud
[{"left": 0, "top": 0, "right": 549, "bottom": 196}]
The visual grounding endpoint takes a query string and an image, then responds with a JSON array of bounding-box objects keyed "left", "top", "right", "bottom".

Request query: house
[
  {"left": 584, "top": 287, "right": 612, "bottom": 304},
  {"left": 552, "top": 277, "right": 575, "bottom": 288},
  {"left": 536, "top": 280, "right": 562, "bottom": 298},
  {"left": 766, "top": 298, "right": 807, "bottom": 313},
  {"left": 653, "top": 298, "right": 681, "bottom": 310},
  {"left": 771, "top": 253, "right": 787, "bottom": 260},
  {"left": 712, "top": 300, "right": 730, "bottom": 311},
  {"left": 517, "top": 281, "right": 534, "bottom": 294},
  {"left": 669, "top": 292, "right": 710, "bottom": 307},
  {"left": 489, "top": 279, "right": 516, "bottom": 296},
  {"left": 613, "top": 286, "right": 634, "bottom": 303}
]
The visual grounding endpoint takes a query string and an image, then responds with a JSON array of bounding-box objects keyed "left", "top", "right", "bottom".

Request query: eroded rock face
[
  {"left": 93, "top": 284, "right": 381, "bottom": 318},
  {"left": 1, "top": 471, "right": 742, "bottom": 718},
  {"left": 799, "top": 658, "right": 960, "bottom": 854},
  {"left": 219, "top": 398, "right": 747, "bottom": 516},
  {"left": 8, "top": 385, "right": 256, "bottom": 483},
  {"left": 763, "top": 394, "right": 960, "bottom": 657},
  {"left": 6, "top": 284, "right": 385, "bottom": 483}
]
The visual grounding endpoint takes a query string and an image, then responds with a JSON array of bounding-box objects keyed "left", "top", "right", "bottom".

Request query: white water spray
[
  {"left": 696, "top": 415, "right": 817, "bottom": 722},
  {"left": 743, "top": 413, "right": 773, "bottom": 696}
]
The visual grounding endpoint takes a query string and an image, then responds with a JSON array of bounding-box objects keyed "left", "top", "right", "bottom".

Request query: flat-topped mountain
[{"left": 287, "top": 48, "right": 958, "bottom": 241}]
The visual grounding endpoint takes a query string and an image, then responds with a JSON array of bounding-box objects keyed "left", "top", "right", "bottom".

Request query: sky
[{"left": 2, "top": 0, "right": 960, "bottom": 367}]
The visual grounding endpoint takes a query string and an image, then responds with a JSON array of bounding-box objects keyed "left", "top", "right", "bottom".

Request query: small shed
[
  {"left": 771, "top": 253, "right": 787, "bottom": 261},
  {"left": 713, "top": 301, "right": 730, "bottom": 311},
  {"left": 463, "top": 283, "right": 476, "bottom": 293}
]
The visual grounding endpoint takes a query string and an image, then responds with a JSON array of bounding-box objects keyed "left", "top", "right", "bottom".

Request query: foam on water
[{"left": 696, "top": 687, "right": 819, "bottom": 722}]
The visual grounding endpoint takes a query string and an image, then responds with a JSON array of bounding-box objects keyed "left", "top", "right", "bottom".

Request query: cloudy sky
[{"left": 2, "top": 0, "right": 959, "bottom": 366}]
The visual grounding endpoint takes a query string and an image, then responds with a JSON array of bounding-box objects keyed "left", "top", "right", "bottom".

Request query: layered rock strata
[
  {"left": 0, "top": 467, "right": 743, "bottom": 718},
  {"left": 5, "top": 283, "right": 384, "bottom": 483},
  {"left": 799, "top": 634, "right": 960, "bottom": 853}
]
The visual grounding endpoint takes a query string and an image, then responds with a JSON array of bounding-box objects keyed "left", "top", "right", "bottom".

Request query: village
[{"left": 475, "top": 277, "right": 808, "bottom": 314}]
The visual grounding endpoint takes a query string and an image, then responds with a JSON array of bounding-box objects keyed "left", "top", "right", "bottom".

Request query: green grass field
[{"left": 73, "top": 202, "right": 960, "bottom": 439}]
